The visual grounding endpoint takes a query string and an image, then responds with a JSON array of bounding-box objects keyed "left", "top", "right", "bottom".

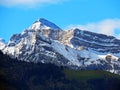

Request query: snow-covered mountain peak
[
  {"left": 1, "top": 18, "right": 120, "bottom": 75},
  {"left": 29, "top": 18, "right": 61, "bottom": 30}
]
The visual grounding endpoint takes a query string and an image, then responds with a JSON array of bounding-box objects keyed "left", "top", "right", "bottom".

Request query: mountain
[
  {"left": 1, "top": 18, "right": 120, "bottom": 75},
  {"left": 0, "top": 50, "right": 120, "bottom": 90}
]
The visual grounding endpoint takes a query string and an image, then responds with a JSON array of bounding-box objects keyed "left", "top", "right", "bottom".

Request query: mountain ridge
[{"left": 1, "top": 18, "right": 120, "bottom": 75}]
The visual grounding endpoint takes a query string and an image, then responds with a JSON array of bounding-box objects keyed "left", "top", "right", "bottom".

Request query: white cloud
[
  {"left": 0, "top": 0, "right": 68, "bottom": 8},
  {"left": 66, "top": 18, "right": 120, "bottom": 38}
]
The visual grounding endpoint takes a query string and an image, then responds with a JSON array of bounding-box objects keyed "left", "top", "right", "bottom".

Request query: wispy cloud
[
  {"left": 0, "top": 0, "right": 68, "bottom": 8},
  {"left": 66, "top": 18, "right": 120, "bottom": 38}
]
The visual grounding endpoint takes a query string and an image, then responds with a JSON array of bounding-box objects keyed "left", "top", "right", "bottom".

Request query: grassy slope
[
  {"left": 64, "top": 69, "right": 120, "bottom": 90},
  {"left": 64, "top": 69, "right": 120, "bottom": 80}
]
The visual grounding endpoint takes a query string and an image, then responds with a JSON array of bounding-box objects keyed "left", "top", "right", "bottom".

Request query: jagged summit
[{"left": 29, "top": 18, "right": 62, "bottom": 30}]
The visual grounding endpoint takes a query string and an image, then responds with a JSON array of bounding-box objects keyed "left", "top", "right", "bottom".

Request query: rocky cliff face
[
  {"left": 1, "top": 18, "right": 120, "bottom": 75},
  {"left": 60, "top": 28, "right": 120, "bottom": 55}
]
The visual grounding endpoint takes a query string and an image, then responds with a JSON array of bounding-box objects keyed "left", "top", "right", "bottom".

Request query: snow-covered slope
[{"left": 1, "top": 18, "right": 120, "bottom": 75}]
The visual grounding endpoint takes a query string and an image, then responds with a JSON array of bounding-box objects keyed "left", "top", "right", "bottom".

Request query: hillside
[{"left": 0, "top": 51, "right": 120, "bottom": 90}]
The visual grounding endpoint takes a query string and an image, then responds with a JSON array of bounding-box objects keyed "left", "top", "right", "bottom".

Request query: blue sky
[{"left": 0, "top": 0, "right": 120, "bottom": 41}]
